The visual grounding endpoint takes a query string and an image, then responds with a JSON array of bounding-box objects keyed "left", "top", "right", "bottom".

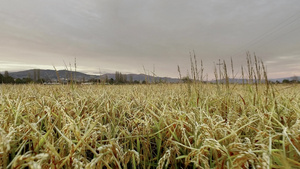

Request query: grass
[{"left": 0, "top": 82, "right": 299, "bottom": 169}]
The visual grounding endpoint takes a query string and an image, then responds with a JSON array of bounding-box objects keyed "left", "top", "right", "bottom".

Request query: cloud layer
[{"left": 0, "top": 0, "right": 300, "bottom": 78}]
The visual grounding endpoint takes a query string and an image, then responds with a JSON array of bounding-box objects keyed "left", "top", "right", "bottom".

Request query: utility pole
[
  {"left": 74, "top": 57, "right": 77, "bottom": 84},
  {"left": 216, "top": 59, "right": 223, "bottom": 82}
]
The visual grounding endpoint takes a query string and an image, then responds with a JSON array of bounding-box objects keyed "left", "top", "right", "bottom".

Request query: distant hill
[
  {"left": 8, "top": 69, "right": 180, "bottom": 83},
  {"left": 9, "top": 69, "right": 98, "bottom": 82},
  {"left": 7, "top": 69, "right": 297, "bottom": 83}
]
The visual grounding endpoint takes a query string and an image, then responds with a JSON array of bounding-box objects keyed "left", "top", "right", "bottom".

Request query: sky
[{"left": 0, "top": 0, "right": 300, "bottom": 79}]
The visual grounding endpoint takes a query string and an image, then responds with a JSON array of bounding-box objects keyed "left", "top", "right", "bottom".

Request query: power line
[
  {"left": 255, "top": 24, "right": 300, "bottom": 51},
  {"left": 230, "top": 10, "right": 300, "bottom": 57}
]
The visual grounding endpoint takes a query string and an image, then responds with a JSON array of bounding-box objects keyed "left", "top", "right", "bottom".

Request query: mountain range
[
  {"left": 7, "top": 69, "right": 180, "bottom": 83},
  {"left": 5, "top": 69, "right": 298, "bottom": 83}
]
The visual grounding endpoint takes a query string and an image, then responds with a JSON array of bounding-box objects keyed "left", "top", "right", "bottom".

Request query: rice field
[{"left": 0, "top": 83, "right": 299, "bottom": 168}]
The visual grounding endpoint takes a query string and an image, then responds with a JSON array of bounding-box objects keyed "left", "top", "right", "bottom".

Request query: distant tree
[
  {"left": 116, "top": 71, "right": 120, "bottom": 83},
  {"left": 123, "top": 74, "right": 127, "bottom": 83},
  {"left": 0, "top": 73, "right": 4, "bottom": 83},
  {"left": 33, "top": 69, "right": 37, "bottom": 82},
  {"left": 37, "top": 69, "right": 41, "bottom": 81},
  {"left": 282, "top": 79, "right": 290, "bottom": 84},
  {"left": 291, "top": 75, "right": 298, "bottom": 83},
  {"left": 105, "top": 75, "right": 108, "bottom": 83},
  {"left": 129, "top": 75, "right": 133, "bottom": 83},
  {"left": 269, "top": 81, "right": 275, "bottom": 84},
  {"left": 4, "top": 76, "right": 14, "bottom": 83},
  {"left": 24, "top": 78, "right": 33, "bottom": 83},
  {"left": 158, "top": 78, "right": 167, "bottom": 83},
  {"left": 182, "top": 76, "right": 192, "bottom": 83},
  {"left": 3, "top": 71, "right": 14, "bottom": 83},
  {"left": 16, "top": 78, "right": 25, "bottom": 84},
  {"left": 36, "top": 78, "right": 45, "bottom": 84},
  {"left": 88, "top": 78, "right": 98, "bottom": 83},
  {"left": 115, "top": 71, "right": 120, "bottom": 83},
  {"left": 4, "top": 71, "right": 9, "bottom": 78},
  {"left": 27, "top": 72, "right": 32, "bottom": 80},
  {"left": 115, "top": 71, "right": 127, "bottom": 84},
  {"left": 109, "top": 78, "right": 114, "bottom": 84}
]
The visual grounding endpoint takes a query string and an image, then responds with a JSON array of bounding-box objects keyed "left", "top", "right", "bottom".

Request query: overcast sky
[{"left": 0, "top": 0, "right": 300, "bottom": 79}]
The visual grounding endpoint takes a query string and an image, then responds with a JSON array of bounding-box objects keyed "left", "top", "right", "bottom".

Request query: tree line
[
  {"left": 3, "top": 69, "right": 297, "bottom": 85},
  {"left": 0, "top": 70, "right": 45, "bottom": 84},
  {"left": 89, "top": 71, "right": 145, "bottom": 84},
  {"left": 0, "top": 70, "right": 146, "bottom": 84}
]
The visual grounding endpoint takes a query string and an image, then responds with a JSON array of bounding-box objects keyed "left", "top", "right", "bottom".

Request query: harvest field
[{"left": 0, "top": 83, "right": 300, "bottom": 168}]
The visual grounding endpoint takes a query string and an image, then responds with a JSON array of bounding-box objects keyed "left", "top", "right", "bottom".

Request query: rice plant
[{"left": 0, "top": 80, "right": 299, "bottom": 169}]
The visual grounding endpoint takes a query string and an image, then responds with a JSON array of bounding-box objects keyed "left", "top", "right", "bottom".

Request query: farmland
[{"left": 0, "top": 83, "right": 299, "bottom": 168}]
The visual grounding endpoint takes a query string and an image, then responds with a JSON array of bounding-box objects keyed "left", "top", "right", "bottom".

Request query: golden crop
[{"left": 0, "top": 83, "right": 299, "bottom": 168}]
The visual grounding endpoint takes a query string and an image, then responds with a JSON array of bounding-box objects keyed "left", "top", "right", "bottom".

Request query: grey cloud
[{"left": 0, "top": 0, "right": 300, "bottom": 78}]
